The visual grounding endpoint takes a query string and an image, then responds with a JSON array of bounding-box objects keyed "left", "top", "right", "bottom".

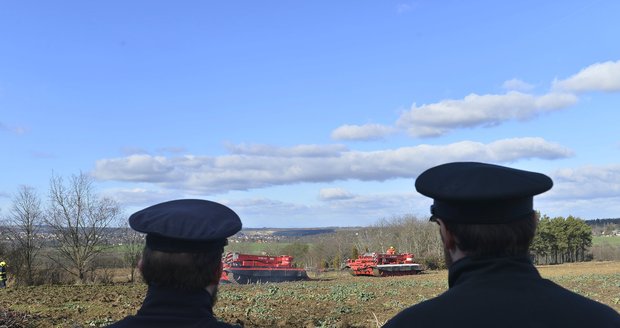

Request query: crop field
[{"left": 1, "top": 261, "right": 619, "bottom": 328}]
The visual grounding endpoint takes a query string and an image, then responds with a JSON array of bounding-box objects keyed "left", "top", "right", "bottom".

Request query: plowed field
[{"left": 1, "top": 261, "right": 619, "bottom": 327}]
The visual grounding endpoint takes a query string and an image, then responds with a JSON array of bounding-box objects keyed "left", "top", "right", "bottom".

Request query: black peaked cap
[
  {"left": 415, "top": 162, "right": 553, "bottom": 224},
  {"left": 129, "top": 199, "right": 242, "bottom": 252}
]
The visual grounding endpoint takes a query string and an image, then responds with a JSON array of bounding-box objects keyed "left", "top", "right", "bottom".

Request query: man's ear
[
  {"left": 437, "top": 219, "right": 457, "bottom": 251},
  {"left": 213, "top": 261, "right": 224, "bottom": 285}
]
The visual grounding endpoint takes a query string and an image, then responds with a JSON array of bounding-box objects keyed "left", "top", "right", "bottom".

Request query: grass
[{"left": 593, "top": 236, "right": 620, "bottom": 246}]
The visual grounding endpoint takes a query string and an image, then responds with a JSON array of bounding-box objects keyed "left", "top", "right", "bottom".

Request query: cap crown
[
  {"left": 415, "top": 162, "right": 553, "bottom": 224},
  {"left": 129, "top": 199, "right": 242, "bottom": 252}
]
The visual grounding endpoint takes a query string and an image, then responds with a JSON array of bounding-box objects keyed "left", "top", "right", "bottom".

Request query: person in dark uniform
[
  {"left": 108, "top": 199, "right": 242, "bottom": 328},
  {"left": 0, "top": 261, "right": 7, "bottom": 288},
  {"left": 384, "top": 162, "right": 620, "bottom": 328}
]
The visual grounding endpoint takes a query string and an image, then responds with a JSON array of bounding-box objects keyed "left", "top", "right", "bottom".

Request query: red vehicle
[
  {"left": 220, "top": 252, "right": 309, "bottom": 284},
  {"left": 345, "top": 251, "right": 423, "bottom": 277}
]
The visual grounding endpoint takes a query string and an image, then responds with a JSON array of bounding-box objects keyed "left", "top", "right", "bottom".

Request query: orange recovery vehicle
[
  {"left": 220, "top": 252, "right": 309, "bottom": 284},
  {"left": 345, "top": 250, "right": 423, "bottom": 277}
]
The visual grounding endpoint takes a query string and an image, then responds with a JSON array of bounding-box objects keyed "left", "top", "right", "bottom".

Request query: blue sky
[{"left": 1, "top": 1, "right": 619, "bottom": 227}]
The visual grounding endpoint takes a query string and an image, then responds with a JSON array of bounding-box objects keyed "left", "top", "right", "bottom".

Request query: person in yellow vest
[
  {"left": 386, "top": 246, "right": 396, "bottom": 255},
  {"left": 0, "top": 261, "right": 7, "bottom": 288}
]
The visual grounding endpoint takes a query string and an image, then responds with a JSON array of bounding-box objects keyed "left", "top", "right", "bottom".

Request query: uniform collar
[
  {"left": 138, "top": 285, "right": 215, "bottom": 318},
  {"left": 448, "top": 255, "right": 540, "bottom": 288}
]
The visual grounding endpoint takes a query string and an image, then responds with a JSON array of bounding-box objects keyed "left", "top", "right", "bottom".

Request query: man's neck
[{"left": 449, "top": 248, "right": 467, "bottom": 264}]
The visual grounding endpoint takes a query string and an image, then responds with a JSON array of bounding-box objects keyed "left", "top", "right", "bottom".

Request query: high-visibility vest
[{"left": 0, "top": 267, "right": 6, "bottom": 281}]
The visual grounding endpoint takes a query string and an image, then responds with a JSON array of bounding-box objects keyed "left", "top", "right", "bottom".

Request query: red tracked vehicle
[
  {"left": 220, "top": 252, "right": 309, "bottom": 284},
  {"left": 345, "top": 251, "right": 423, "bottom": 277}
]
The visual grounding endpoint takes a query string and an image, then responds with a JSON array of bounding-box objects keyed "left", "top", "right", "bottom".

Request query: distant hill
[
  {"left": 239, "top": 227, "right": 337, "bottom": 237},
  {"left": 271, "top": 229, "right": 335, "bottom": 237}
]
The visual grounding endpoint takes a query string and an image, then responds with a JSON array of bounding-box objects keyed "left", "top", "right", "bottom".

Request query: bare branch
[{"left": 44, "top": 172, "right": 121, "bottom": 283}]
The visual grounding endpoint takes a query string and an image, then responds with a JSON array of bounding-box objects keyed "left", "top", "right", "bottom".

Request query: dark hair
[
  {"left": 443, "top": 214, "right": 537, "bottom": 258},
  {"left": 140, "top": 245, "right": 223, "bottom": 290}
]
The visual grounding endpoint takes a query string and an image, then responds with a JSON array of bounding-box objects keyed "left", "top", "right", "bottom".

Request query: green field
[{"left": 593, "top": 236, "right": 620, "bottom": 246}]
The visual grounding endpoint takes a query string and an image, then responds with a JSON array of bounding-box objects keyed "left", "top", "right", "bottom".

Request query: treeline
[
  {"left": 0, "top": 173, "right": 143, "bottom": 286},
  {"left": 308, "top": 215, "right": 597, "bottom": 268},
  {"left": 586, "top": 218, "right": 620, "bottom": 227},
  {"left": 531, "top": 215, "right": 592, "bottom": 264},
  {"left": 587, "top": 218, "right": 620, "bottom": 237}
]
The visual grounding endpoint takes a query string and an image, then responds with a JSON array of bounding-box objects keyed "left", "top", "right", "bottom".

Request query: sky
[{"left": 1, "top": 1, "right": 620, "bottom": 228}]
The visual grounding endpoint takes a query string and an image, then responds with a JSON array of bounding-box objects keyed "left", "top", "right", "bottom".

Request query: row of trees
[
  {"left": 531, "top": 215, "right": 593, "bottom": 264},
  {"left": 0, "top": 173, "right": 139, "bottom": 286}
]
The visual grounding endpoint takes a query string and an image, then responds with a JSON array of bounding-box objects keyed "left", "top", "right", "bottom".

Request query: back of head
[
  {"left": 128, "top": 199, "right": 242, "bottom": 289},
  {"left": 415, "top": 162, "right": 552, "bottom": 257},
  {"left": 141, "top": 246, "right": 223, "bottom": 290},
  {"left": 443, "top": 214, "right": 538, "bottom": 257}
]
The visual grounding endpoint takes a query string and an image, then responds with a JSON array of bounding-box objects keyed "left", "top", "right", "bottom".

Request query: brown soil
[{"left": 1, "top": 261, "right": 618, "bottom": 327}]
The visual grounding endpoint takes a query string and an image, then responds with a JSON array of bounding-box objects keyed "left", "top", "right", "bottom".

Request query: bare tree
[
  {"left": 45, "top": 173, "right": 121, "bottom": 283},
  {"left": 120, "top": 225, "right": 144, "bottom": 282},
  {"left": 5, "top": 186, "right": 43, "bottom": 285}
]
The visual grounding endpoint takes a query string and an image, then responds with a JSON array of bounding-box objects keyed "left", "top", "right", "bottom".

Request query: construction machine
[
  {"left": 345, "top": 251, "right": 423, "bottom": 277},
  {"left": 220, "top": 252, "right": 309, "bottom": 284}
]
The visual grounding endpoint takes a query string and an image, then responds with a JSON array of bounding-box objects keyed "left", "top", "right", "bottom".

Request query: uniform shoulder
[{"left": 382, "top": 297, "right": 447, "bottom": 327}]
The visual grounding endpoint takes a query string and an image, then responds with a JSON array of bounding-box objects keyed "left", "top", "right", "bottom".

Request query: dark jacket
[
  {"left": 108, "top": 286, "right": 238, "bottom": 328},
  {"left": 384, "top": 256, "right": 620, "bottom": 328}
]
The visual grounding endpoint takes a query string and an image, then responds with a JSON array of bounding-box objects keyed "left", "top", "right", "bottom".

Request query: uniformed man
[
  {"left": 0, "top": 261, "right": 6, "bottom": 288},
  {"left": 108, "top": 199, "right": 242, "bottom": 328},
  {"left": 384, "top": 162, "right": 620, "bottom": 328}
]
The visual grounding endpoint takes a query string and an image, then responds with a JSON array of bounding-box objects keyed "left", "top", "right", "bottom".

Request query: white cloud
[
  {"left": 553, "top": 60, "right": 620, "bottom": 92},
  {"left": 331, "top": 60, "right": 618, "bottom": 141},
  {"left": 486, "top": 137, "right": 574, "bottom": 161},
  {"left": 546, "top": 164, "right": 620, "bottom": 200},
  {"left": 502, "top": 78, "right": 534, "bottom": 92},
  {"left": 319, "top": 188, "right": 355, "bottom": 201},
  {"left": 103, "top": 162, "right": 620, "bottom": 226},
  {"left": 93, "top": 154, "right": 178, "bottom": 182},
  {"left": 92, "top": 138, "right": 572, "bottom": 194},
  {"left": 330, "top": 124, "right": 396, "bottom": 141},
  {"left": 396, "top": 91, "right": 578, "bottom": 137}
]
